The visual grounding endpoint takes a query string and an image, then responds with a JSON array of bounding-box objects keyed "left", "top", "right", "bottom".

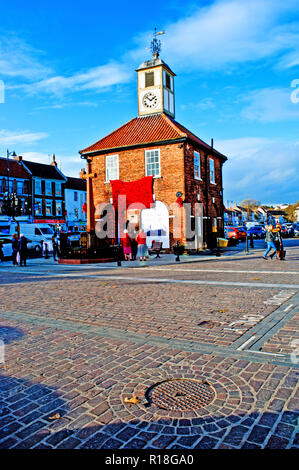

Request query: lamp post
[{"left": 6, "top": 150, "right": 20, "bottom": 237}]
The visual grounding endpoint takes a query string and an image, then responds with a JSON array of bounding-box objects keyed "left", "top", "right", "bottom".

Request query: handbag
[{"left": 16, "top": 252, "right": 20, "bottom": 264}]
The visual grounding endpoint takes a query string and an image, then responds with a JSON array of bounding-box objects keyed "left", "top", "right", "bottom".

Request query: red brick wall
[{"left": 88, "top": 140, "right": 224, "bottom": 247}]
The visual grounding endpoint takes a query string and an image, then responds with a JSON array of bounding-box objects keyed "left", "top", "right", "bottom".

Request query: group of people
[
  {"left": 263, "top": 223, "right": 285, "bottom": 260},
  {"left": 6, "top": 233, "right": 29, "bottom": 267},
  {"left": 121, "top": 228, "right": 148, "bottom": 261}
]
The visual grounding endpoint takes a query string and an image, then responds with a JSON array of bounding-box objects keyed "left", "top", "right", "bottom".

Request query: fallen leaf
[
  {"left": 49, "top": 413, "right": 61, "bottom": 420},
  {"left": 124, "top": 396, "right": 140, "bottom": 405},
  {"left": 218, "top": 309, "right": 227, "bottom": 313},
  {"left": 2, "top": 364, "right": 7, "bottom": 370},
  {"left": 249, "top": 278, "right": 260, "bottom": 280}
]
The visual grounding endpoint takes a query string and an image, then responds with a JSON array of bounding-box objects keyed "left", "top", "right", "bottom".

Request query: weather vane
[{"left": 150, "top": 28, "right": 165, "bottom": 58}]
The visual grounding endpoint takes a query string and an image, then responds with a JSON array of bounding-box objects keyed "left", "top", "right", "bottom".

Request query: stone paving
[{"left": 0, "top": 240, "right": 298, "bottom": 450}]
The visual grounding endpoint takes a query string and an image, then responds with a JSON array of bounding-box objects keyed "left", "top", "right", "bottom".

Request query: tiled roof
[
  {"left": 22, "top": 160, "right": 66, "bottom": 180},
  {"left": 65, "top": 176, "right": 86, "bottom": 191},
  {"left": 80, "top": 113, "right": 227, "bottom": 160},
  {"left": 0, "top": 157, "right": 31, "bottom": 179}
]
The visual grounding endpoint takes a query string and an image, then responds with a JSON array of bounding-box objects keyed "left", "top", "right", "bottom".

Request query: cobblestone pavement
[{"left": 0, "top": 240, "right": 298, "bottom": 450}]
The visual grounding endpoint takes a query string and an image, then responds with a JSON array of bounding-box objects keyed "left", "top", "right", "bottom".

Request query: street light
[{"left": 5, "top": 150, "right": 20, "bottom": 237}]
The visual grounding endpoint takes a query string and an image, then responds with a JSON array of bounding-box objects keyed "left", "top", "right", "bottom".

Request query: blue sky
[{"left": 0, "top": 0, "right": 298, "bottom": 205}]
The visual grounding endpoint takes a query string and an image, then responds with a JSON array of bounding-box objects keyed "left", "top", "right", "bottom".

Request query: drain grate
[{"left": 146, "top": 379, "right": 215, "bottom": 411}]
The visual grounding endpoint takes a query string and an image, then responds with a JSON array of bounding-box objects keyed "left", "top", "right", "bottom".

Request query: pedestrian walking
[
  {"left": 18, "top": 234, "right": 28, "bottom": 267},
  {"left": 52, "top": 232, "right": 59, "bottom": 261},
  {"left": 270, "top": 224, "right": 285, "bottom": 260},
  {"left": 121, "top": 229, "right": 132, "bottom": 261},
  {"left": 263, "top": 225, "right": 276, "bottom": 260},
  {"left": 12, "top": 233, "right": 19, "bottom": 266},
  {"left": 136, "top": 228, "right": 148, "bottom": 261}
]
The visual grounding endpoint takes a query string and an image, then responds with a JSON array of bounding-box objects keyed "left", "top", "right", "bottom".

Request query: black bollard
[
  {"left": 117, "top": 245, "right": 122, "bottom": 266},
  {"left": 250, "top": 233, "right": 254, "bottom": 249},
  {"left": 215, "top": 238, "right": 221, "bottom": 257},
  {"left": 44, "top": 243, "right": 49, "bottom": 259},
  {"left": 245, "top": 236, "right": 249, "bottom": 255},
  {"left": 175, "top": 242, "right": 180, "bottom": 262}
]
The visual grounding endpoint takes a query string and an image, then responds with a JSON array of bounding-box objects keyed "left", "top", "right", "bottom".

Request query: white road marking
[
  {"left": 149, "top": 268, "right": 299, "bottom": 275},
  {"left": 237, "top": 336, "right": 257, "bottom": 351},
  {"left": 249, "top": 350, "right": 285, "bottom": 357},
  {"left": 284, "top": 304, "right": 294, "bottom": 312}
]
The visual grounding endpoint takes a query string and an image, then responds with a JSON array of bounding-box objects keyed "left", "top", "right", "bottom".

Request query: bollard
[
  {"left": 117, "top": 245, "right": 122, "bottom": 266},
  {"left": 215, "top": 238, "right": 221, "bottom": 257},
  {"left": 245, "top": 236, "right": 249, "bottom": 255},
  {"left": 44, "top": 243, "right": 49, "bottom": 259},
  {"left": 175, "top": 242, "right": 180, "bottom": 262},
  {"left": 250, "top": 233, "right": 254, "bottom": 249}
]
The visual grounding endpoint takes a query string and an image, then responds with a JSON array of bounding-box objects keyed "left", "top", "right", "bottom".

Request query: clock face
[{"left": 143, "top": 91, "right": 159, "bottom": 109}]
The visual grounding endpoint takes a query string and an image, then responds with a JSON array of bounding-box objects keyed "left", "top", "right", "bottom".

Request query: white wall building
[{"left": 64, "top": 177, "right": 87, "bottom": 231}]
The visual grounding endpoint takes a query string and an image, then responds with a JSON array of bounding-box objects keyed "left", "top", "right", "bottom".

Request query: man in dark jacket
[
  {"left": 270, "top": 224, "right": 284, "bottom": 260},
  {"left": 18, "top": 234, "right": 28, "bottom": 267},
  {"left": 12, "top": 233, "right": 19, "bottom": 265}
]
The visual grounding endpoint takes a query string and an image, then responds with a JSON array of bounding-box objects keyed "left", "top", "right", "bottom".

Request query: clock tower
[{"left": 136, "top": 30, "right": 176, "bottom": 119}]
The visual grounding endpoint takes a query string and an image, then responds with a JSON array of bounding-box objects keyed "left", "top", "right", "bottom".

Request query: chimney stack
[
  {"left": 51, "top": 154, "right": 57, "bottom": 167},
  {"left": 211, "top": 138, "right": 214, "bottom": 149}
]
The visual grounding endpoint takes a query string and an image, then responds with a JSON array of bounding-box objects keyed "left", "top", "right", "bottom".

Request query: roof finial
[{"left": 150, "top": 27, "right": 165, "bottom": 59}]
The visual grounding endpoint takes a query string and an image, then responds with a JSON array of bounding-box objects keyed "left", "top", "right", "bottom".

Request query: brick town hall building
[{"left": 79, "top": 41, "right": 227, "bottom": 251}]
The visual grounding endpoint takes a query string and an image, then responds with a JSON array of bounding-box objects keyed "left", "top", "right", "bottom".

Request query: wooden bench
[{"left": 149, "top": 241, "right": 163, "bottom": 258}]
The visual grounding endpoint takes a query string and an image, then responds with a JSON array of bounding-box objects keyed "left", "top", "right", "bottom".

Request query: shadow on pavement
[{"left": 0, "top": 370, "right": 297, "bottom": 449}]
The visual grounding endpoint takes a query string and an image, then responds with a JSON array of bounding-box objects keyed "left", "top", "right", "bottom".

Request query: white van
[{"left": 10, "top": 223, "right": 54, "bottom": 253}]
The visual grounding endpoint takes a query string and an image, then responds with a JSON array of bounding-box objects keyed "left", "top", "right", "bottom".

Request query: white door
[{"left": 140, "top": 201, "right": 169, "bottom": 249}]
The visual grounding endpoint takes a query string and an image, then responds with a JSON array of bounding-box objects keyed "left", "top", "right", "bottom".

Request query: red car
[{"left": 224, "top": 227, "right": 247, "bottom": 241}]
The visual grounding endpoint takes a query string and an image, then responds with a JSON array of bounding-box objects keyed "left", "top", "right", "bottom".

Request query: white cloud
[
  {"left": 0, "top": 35, "right": 51, "bottom": 80},
  {"left": 217, "top": 137, "right": 299, "bottom": 203},
  {"left": 17, "top": 62, "right": 132, "bottom": 97},
  {"left": 0, "top": 129, "right": 48, "bottom": 146},
  {"left": 240, "top": 87, "right": 299, "bottom": 122},
  {"left": 131, "top": 0, "right": 299, "bottom": 72}
]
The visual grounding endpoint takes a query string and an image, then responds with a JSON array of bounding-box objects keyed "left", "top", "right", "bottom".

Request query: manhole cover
[{"left": 146, "top": 379, "right": 215, "bottom": 411}]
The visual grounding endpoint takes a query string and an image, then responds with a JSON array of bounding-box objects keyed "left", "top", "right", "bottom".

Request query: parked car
[
  {"left": 280, "top": 225, "right": 289, "bottom": 238},
  {"left": 224, "top": 227, "right": 247, "bottom": 241},
  {"left": 246, "top": 225, "right": 265, "bottom": 238},
  {"left": 0, "top": 236, "right": 42, "bottom": 259},
  {"left": 293, "top": 223, "right": 299, "bottom": 237}
]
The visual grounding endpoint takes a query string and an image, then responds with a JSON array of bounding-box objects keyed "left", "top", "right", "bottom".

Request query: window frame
[
  {"left": 45, "top": 199, "right": 53, "bottom": 216},
  {"left": 209, "top": 158, "right": 216, "bottom": 184},
  {"left": 34, "top": 198, "right": 43, "bottom": 216},
  {"left": 194, "top": 151, "right": 201, "bottom": 180},
  {"left": 145, "top": 71, "right": 155, "bottom": 88},
  {"left": 35, "top": 179, "right": 42, "bottom": 195},
  {"left": 55, "top": 182, "right": 62, "bottom": 196},
  {"left": 105, "top": 154, "right": 119, "bottom": 183},
  {"left": 45, "top": 180, "right": 52, "bottom": 196},
  {"left": 56, "top": 201, "right": 62, "bottom": 216},
  {"left": 145, "top": 149, "right": 161, "bottom": 178}
]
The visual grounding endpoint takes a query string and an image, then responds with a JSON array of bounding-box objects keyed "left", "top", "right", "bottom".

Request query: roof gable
[
  {"left": 79, "top": 113, "right": 227, "bottom": 161},
  {"left": 0, "top": 157, "right": 31, "bottom": 179},
  {"left": 22, "top": 160, "right": 66, "bottom": 181}
]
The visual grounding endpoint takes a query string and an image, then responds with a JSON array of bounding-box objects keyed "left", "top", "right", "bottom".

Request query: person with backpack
[{"left": 270, "top": 224, "right": 285, "bottom": 260}]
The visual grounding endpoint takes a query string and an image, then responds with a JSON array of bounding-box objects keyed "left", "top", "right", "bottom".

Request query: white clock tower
[{"left": 136, "top": 30, "right": 176, "bottom": 119}]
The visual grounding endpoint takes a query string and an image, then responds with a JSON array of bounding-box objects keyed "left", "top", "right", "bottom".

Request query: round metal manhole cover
[{"left": 146, "top": 379, "right": 215, "bottom": 411}]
